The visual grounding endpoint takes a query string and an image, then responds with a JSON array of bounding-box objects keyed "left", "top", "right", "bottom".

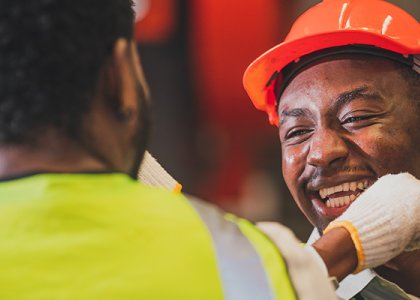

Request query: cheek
[
  {"left": 353, "top": 126, "right": 415, "bottom": 174},
  {"left": 281, "top": 146, "right": 307, "bottom": 192}
]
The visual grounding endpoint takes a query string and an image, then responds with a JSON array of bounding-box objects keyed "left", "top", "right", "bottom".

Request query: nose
[{"left": 307, "top": 128, "right": 348, "bottom": 168}]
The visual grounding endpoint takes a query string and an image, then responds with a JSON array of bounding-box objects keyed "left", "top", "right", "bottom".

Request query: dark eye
[
  {"left": 286, "top": 128, "right": 312, "bottom": 139},
  {"left": 341, "top": 115, "right": 371, "bottom": 124}
]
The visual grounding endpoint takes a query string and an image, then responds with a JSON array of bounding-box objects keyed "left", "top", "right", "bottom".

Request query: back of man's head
[{"left": 0, "top": 0, "right": 134, "bottom": 144}]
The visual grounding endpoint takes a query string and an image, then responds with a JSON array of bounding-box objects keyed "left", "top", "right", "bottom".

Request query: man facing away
[
  {"left": 243, "top": 0, "right": 420, "bottom": 299},
  {"left": 0, "top": 0, "right": 418, "bottom": 299},
  {"left": 0, "top": 1, "right": 345, "bottom": 299}
]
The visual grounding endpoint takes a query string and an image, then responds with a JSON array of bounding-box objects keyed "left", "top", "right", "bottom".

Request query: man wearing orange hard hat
[{"left": 244, "top": 0, "right": 420, "bottom": 299}]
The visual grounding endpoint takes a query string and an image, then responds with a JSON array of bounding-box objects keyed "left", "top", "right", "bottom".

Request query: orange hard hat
[{"left": 243, "top": 0, "right": 420, "bottom": 126}]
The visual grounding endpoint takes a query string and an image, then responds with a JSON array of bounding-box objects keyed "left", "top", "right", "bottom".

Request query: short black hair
[
  {"left": 396, "top": 64, "right": 420, "bottom": 113},
  {"left": 0, "top": 0, "right": 134, "bottom": 144}
]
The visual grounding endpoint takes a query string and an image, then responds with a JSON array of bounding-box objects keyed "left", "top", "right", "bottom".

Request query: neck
[
  {"left": 374, "top": 250, "right": 420, "bottom": 297},
  {"left": 0, "top": 133, "right": 110, "bottom": 179}
]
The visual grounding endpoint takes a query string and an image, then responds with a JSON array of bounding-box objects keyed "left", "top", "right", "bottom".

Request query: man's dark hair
[
  {"left": 396, "top": 64, "right": 420, "bottom": 113},
  {"left": 0, "top": 0, "right": 134, "bottom": 144}
]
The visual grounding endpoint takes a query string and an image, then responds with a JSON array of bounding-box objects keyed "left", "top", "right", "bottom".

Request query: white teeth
[
  {"left": 343, "top": 183, "right": 349, "bottom": 191},
  {"left": 344, "top": 196, "right": 350, "bottom": 205},
  {"left": 319, "top": 188, "right": 328, "bottom": 199},
  {"left": 318, "top": 180, "right": 372, "bottom": 200},
  {"left": 327, "top": 195, "right": 354, "bottom": 208},
  {"left": 343, "top": 196, "right": 349, "bottom": 204}
]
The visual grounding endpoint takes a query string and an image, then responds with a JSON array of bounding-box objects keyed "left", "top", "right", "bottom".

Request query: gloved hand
[{"left": 325, "top": 173, "right": 420, "bottom": 273}]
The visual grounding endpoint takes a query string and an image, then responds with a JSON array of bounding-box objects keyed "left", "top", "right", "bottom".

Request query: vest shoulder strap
[{"left": 187, "top": 196, "right": 296, "bottom": 300}]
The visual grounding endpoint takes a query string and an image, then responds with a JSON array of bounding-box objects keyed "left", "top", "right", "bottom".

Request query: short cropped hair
[
  {"left": 0, "top": 0, "right": 134, "bottom": 144},
  {"left": 396, "top": 64, "right": 420, "bottom": 113}
]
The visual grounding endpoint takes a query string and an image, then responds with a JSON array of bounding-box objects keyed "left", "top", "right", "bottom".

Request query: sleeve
[{"left": 257, "top": 222, "right": 338, "bottom": 300}]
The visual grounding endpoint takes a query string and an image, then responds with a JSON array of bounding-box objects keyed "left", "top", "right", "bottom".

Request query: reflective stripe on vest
[{"left": 188, "top": 196, "right": 275, "bottom": 300}]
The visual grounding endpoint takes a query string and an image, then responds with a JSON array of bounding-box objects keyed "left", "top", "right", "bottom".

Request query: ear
[
  {"left": 108, "top": 38, "right": 139, "bottom": 121},
  {"left": 129, "top": 41, "right": 151, "bottom": 102}
]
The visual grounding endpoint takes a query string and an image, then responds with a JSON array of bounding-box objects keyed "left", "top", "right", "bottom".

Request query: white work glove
[
  {"left": 138, "top": 151, "right": 182, "bottom": 193},
  {"left": 325, "top": 173, "right": 420, "bottom": 273}
]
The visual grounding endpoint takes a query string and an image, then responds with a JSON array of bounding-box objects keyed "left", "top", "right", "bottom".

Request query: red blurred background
[{"left": 134, "top": 0, "right": 419, "bottom": 240}]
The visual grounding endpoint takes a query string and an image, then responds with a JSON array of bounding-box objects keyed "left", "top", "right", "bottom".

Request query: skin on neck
[
  {"left": 0, "top": 39, "right": 147, "bottom": 179},
  {"left": 375, "top": 251, "right": 420, "bottom": 297},
  {"left": 0, "top": 129, "right": 109, "bottom": 178}
]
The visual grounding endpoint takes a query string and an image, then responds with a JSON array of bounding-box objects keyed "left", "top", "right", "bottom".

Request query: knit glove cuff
[{"left": 325, "top": 173, "right": 420, "bottom": 273}]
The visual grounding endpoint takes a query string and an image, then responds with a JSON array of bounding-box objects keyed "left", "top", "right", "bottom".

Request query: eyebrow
[
  {"left": 280, "top": 108, "right": 312, "bottom": 125},
  {"left": 334, "top": 86, "right": 383, "bottom": 109},
  {"left": 279, "top": 86, "right": 383, "bottom": 126}
]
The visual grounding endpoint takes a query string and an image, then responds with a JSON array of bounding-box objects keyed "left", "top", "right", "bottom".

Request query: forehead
[{"left": 278, "top": 56, "right": 405, "bottom": 111}]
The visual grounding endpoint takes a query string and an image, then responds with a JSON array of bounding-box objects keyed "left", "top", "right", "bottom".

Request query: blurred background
[{"left": 134, "top": 0, "right": 420, "bottom": 240}]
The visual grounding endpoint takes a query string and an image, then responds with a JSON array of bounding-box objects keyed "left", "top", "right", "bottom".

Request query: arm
[{"left": 312, "top": 227, "right": 357, "bottom": 281}]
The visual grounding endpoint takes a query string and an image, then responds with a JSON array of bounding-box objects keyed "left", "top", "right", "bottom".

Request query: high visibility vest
[{"left": 0, "top": 173, "right": 296, "bottom": 299}]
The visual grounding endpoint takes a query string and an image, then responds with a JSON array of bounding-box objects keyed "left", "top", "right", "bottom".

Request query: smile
[{"left": 318, "top": 180, "right": 372, "bottom": 208}]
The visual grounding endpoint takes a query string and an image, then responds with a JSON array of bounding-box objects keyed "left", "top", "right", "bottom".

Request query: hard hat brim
[{"left": 243, "top": 30, "right": 420, "bottom": 112}]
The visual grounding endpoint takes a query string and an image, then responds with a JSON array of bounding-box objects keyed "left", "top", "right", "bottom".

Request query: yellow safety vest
[{"left": 0, "top": 173, "right": 296, "bottom": 299}]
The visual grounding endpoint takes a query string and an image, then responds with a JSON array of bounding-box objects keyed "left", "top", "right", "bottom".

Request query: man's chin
[
  {"left": 310, "top": 199, "right": 349, "bottom": 233},
  {"left": 313, "top": 197, "right": 352, "bottom": 220},
  {"left": 310, "top": 182, "right": 376, "bottom": 231}
]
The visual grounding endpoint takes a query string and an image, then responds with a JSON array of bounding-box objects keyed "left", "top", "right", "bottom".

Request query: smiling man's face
[{"left": 278, "top": 56, "right": 420, "bottom": 231}]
